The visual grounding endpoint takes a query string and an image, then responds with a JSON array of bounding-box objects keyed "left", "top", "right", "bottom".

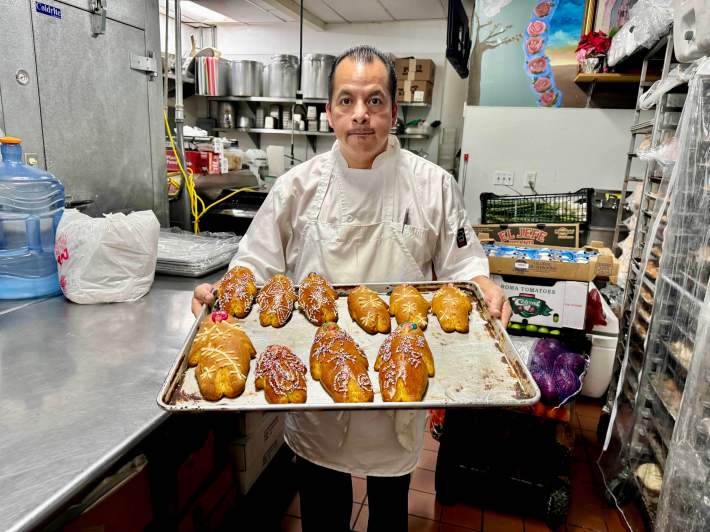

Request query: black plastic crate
[{"left": 481, "top": 188, "right": 594, "bottom": 228}]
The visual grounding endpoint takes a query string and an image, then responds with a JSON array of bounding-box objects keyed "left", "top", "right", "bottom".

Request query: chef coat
[{"left": 229, "top": 135, "right": 489, "bottom": 477}]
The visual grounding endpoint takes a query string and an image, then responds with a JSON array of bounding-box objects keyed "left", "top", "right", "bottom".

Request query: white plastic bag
[{"left": 55, "top": 209, "right": 160, "bottom": 304}]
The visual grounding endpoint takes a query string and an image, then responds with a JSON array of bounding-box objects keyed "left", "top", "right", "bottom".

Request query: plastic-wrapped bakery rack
[
  {"left": 654, "top": 60, "right": 710, "bottom": 532},
  {"left": 598, "top": 57, "right": 710, "bottom": 529},
  {"left": 608, "top": 0, "right": 673, "bottom": 67},
  {"left": 156, "top": 228, "right": 241, "bottom": 277}
]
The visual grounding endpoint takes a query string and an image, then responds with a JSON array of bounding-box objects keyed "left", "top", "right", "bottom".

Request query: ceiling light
[{"left": 163, "top": 1, "right": 236, "bottom": 23}]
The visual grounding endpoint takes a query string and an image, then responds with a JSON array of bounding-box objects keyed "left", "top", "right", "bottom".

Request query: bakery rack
[
  {"left": 612, "top": 34, "right": 673, "bottom": 251},
  {"left": 598, "top": 44, "right": 708, "bottom": 530},
  {"left": 653, "top": 66, "right": 710, "bottom": 531}
]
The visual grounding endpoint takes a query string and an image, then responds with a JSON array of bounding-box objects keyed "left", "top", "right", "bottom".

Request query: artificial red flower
[{"left": 576, "top": 31, "right": 611, "bottom": 56}]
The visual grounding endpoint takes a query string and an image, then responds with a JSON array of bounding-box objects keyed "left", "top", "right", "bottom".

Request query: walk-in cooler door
[{"left": 30, "top": 2, "right": 159, "bottom": 216}]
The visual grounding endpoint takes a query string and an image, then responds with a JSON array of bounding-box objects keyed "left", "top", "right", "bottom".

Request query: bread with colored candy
[
  {"left": 255, "top": 345, "right": 308, "bottom": 404},
  {"left": 298, "top": 272, "right": 338, "bottom": 326},
  {"left": 257, "top": 274, "right": 297, "bottom": 328},
  {"left": 310, "top": 322, "right": 374, "bottom": 403},
  {"left": 218, "top": 266, "right": 257, "bottom": 318},
  {"left": 375, "top": 322, "right": 434, "bottom": 402}
]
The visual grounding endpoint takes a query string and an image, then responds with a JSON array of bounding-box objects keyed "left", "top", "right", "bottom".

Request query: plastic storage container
[
  {"left": 583, "top": 284, "right": 620, "bottom": 398},
  {"left": 0, "top": 137, "right": 64, "bottom": 298}
]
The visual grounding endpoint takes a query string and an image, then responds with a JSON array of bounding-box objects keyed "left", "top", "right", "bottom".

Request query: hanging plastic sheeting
[
  {"left": 608, "top": 0, "right": 673, "bottom": 67},
  {"left": 654, "top": 59, "right": 710, "bottom": 532},
  {"left": 597, "top": 57, "right": 710, "bottom": 530}
]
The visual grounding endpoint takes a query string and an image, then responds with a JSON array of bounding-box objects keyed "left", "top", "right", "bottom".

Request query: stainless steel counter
[{"left": 0, "top": 272, "right": 223, "bottom": 532}]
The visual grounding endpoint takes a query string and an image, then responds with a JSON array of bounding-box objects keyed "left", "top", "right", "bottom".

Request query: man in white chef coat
[{"left": 192, "top": 46, "right": 510, "bottom": 532}]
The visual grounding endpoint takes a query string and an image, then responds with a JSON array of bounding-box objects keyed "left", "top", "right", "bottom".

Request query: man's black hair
[{"left": 327, "top": 45, "right": 397, "bottom": 105}]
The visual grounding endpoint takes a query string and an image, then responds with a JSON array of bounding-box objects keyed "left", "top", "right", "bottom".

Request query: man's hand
[
  {"left": 472, "top": 275, "right": 512, "bottom": 327},
  {"left": 192, "top": 283, "right": 216, "bottom": 317}
]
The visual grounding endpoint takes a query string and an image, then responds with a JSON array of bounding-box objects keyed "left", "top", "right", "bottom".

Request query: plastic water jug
[{"left": 0, "top": 137, "right": 64, "bottom": 299}]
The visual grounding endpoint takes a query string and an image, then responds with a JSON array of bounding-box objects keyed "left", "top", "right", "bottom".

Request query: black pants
[{"left": 295, "top": 455, "right": 410, "bottom": 532}]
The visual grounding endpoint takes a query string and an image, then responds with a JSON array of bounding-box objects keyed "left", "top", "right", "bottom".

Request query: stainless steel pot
[
  {"left": 301, "top": 54, "right": 335, "bottom": 99},
  {"left": 263, "top": 54, "right": 298, "bottom": 98},
  {"left": 229, "top": 60, "right": 263, "bottom": 96},
  {"left": 218, "top": 102, "right": 235, "bottom": 129}
]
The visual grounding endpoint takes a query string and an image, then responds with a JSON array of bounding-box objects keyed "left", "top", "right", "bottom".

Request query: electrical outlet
[
  {"left": 494, "top": 171, "right": 514, "bottom": 186},
  {"left": 525, "top": 171, "right": 537, "bottom": 188}
]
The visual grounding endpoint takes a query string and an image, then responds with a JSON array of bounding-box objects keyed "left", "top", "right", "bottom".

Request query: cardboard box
[
  {"left": 481, "top": 239, "right": 617, "bottom": 282},
  {"left": 396, "top": 80, "right": 433, "bottom": 104},
  {"left": 473, "top": 223, "right": 580, "bottom": 247},
  {"left": 494, "top": 275, "right": 588, "bottom": 330},
  {"left": 230, "top": 413, "right": 285, "bottom": 495},
  {"left": 235, "top": 411, "right": 281, "bottom": 436},
  {"left": 235, "top": 437, "right": 284, "bottom": 495},
  {"left": 166, "top": 150, "right": 202, "bottom": 173},
  {"left": 65, "top": 456, "right": 153, "bottom": 532},
  {"left": 395, "top": 58, "right": 435, "bottom": 82},
  {"left": 231, "top": 414, "right": 284, "bottom": 471},
  {"left": 166, "top": 150, "right": 224, "bottom": 175}
]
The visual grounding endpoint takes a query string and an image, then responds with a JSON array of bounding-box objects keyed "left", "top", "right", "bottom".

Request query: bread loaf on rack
[
  {"left": 218, "top": 266, "right": 258, "bottom": 318},
  {"left": 298, "top": 272, "right": 338, "bottom": 326},
  {"left": 431, "top": 284, "right": 472, "bottom": 333},
  {"left": 347, "top": 285, "right": 391, "bottom": 334},
  {"left": 389, "top": 284, "right": 430, "bottom": 330},
  {"left": 190, "top": 317, "right": 256, "bottom": 401},
  {"left": 188, "top": 316, "right": 256, "bottom": 367},
  {"left": 255, "top": 345, "right": 308, "bottom": 404},
  {"left": 310, "top": 322, "right": 374, "bottom": 403},
  {"left": 375, "top": 322, "right": 434, "bottom": 402},
  {"left": 257, "top": 274, "right": 297, "bottom": 328}
]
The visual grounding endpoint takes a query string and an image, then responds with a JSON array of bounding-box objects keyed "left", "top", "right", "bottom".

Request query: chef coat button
[{"left": 345, "top": 215, "right": 353, "bottom": 222}]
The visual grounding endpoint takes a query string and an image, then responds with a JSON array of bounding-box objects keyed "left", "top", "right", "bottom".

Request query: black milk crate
[{"left": 481, "top": 188, "right": 594, "bottom": 229}]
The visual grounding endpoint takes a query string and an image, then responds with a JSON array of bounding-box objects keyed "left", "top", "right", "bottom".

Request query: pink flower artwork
[
  {"left": 528, "top": 56, "right": 548, "bottom": 74},
  {"left": 526, "top": 37, "right": 545, "bottom": 55},
  {"left": 533, "top": 77, "right": 552, "bottom": 93},
  {"left": 540, "top": 90, "right": 558, "bottom": 107},
  {"left": 534, "top": 1, "right": 552, "bottom": 17},
  {"left": 527, "top": 20, "right": 547, "bottom": 37}
]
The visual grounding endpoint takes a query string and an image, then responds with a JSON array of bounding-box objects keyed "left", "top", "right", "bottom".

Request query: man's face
[{"left": 326, "top": 57, "right": 397, "bottom": 167}]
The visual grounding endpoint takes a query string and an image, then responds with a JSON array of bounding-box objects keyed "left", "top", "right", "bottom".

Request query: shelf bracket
[
  {"left": 246, "top": 131, "right": 261, "bottom": 147},
  {"left": 306, "top": 134, "right": 317, "bottom": 152}
]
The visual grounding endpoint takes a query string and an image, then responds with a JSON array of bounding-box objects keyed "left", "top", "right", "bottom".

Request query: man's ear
[
  {"left": 326, "top": 102, "right": 334, "bottom": 129},
  {"left": 391, "top": 103, "right": 398, "bottom": 127}
]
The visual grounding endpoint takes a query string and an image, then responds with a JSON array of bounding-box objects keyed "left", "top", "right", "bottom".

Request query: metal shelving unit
[
  {"left": 599, "top": 33, "right": 702, "bottom": 529},
  {"left": 210, "top": 96, "right": 432, "bottom": 151},
  {"left": 612, "top": 35, "right": 672, "bottom": 251}
]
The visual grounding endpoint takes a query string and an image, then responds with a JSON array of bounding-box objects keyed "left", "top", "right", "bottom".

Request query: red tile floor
[{"left": 279, "top": 398, "right": 648, "bottom": 532}]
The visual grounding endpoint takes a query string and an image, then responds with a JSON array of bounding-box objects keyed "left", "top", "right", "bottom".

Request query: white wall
[
  {"left": 159, "top": 14, "right": 203, "bottom": 55},
  {"left": 459, "top": 106, "right": 642, "bottom": 223},
  {"left": 200, "top": 19, "right": 463, "bottom": 168}
]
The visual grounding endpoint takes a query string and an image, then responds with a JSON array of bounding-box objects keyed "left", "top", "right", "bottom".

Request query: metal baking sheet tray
[{"left": 158, "top": 281, "right": 540, "bottom": 412}]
